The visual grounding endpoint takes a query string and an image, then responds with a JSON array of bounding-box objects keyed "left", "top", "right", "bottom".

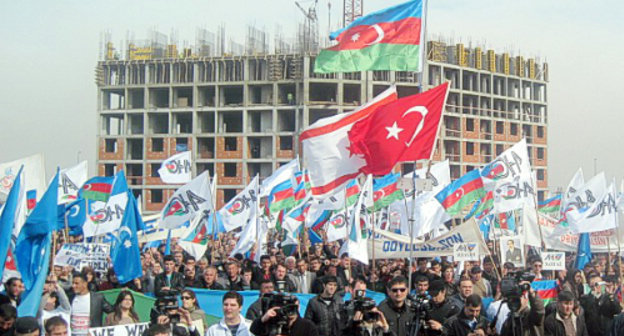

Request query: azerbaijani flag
[
  {"left": 539, "top": 194, "right": 561, "bottom": 214},
  {"left": 26, "top": 190, "right": 37, "bottom": 211},
  {"left": 494, "top": 211, "right": 516, "bottom": 232},
  {"left": 346, "top": 179, "right": 361, "bottom": 207},
  {"left": 531, "top": 280, "right": 558, "bottom": 306},
  {"left": 79, "top": 176, "right": 113, "bottom": 202},
  {"left": 435, "top": 169, "right": 485, "bottom": 216},
  {"left": 372, "top": 173, "right": 404, "bottom": 211},
  {"left": 315, "top": 0, "right": 425, "bottom": 73},
  {"left": 464, "top": 191, "right": 494, "bottom": 220},
  {"left": 268, "top": 179, "right": 295, "bottom": 213}
]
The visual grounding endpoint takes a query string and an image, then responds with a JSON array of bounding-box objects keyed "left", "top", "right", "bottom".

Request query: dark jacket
[
  {"left": 500, "top": 293, "right": 545, "bottom": 336},
  {"left": 544, "top": 311, "right": 589, "bottom": 336},
  {"left": 271, "top": 275, "right": 297, "bottom": 293},
  {"left": 441, "top": 310, "right": 488, "bottom": 336},
  {"left": 154, "top": 272, "right": 185, "bottom": 293},
  {"left": 69, "top": 291, "right": 114, "bottom": 328},
  {"left": 250, "top": 315, "right": 319, "bottom": 336},
  {"left": 608, "top": 313, "right": 624, "bottom": 336},
  {"left": 199, "top": 279, "right": 224, "bottom": 290},
  {"left": 579, "top": 293, "right": 622, "bottom": 336},
  {"left": 222, "top": 276, "right": 245, "bottom": 291},
  {"left": 377, "top": 299, "right": 415, "bottom": 336},
  {"left": 304, "top": 294, "right": 344, "bottom": 336},
  {"left": 427, "top": 299, "right": 460, "bottom": 336},
  {"left": 246, "top": 298, "right": 263, "bottom": 321}
]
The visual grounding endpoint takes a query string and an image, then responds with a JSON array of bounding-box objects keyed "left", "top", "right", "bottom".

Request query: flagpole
[
  {"left": 407, "top": 163, "right": 418, "bottom": 291},
  {"left": 371, "top": 202, "right": 376, "bottom": 275},
  {"left": 255, "top": 174, "right": 260, "bottom": 260}
]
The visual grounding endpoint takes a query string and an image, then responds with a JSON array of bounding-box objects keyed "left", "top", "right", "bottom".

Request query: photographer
[
  {"left": 441, "top": 294, "right": 489, "bottom": 336},
  {"left": 250, "top": 297, "right": 318, "bottom": 336},
  {"left": 426, "top": 280, "right": 460, "bottom": 336},
  {"left": 147, "top": 290, "right": 200, "bottom": 336},
  {"left": 342, "top": 278, "right": 393, "bottom": 336},
  {"left": 579, "top": 274, "right": 622, "bottom": 336},
  {"left": 490, "top": 279, "right": 545, "bottom": 336},
  {"left": 247, "top": 280, "right": 275, "bottom": 321},
  {"left": 378, "top": 276, "right": 414, "bottom": 336}
]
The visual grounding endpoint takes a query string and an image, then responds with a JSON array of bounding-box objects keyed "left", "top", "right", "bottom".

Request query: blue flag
[
  {"left": 65, "top": 199, "right": 86, "bottom": 236},
  {"left": 575, "top": 233, "right": 592, "bottom": 270},
  {"left": 110, "top": 170, "right": 129, "bottom": 196},
  {"left": 110, "top": 192, "right": 143, "bottom": 284},
  {"left": 164, "top": 229, "right": 172, "bottom": 256},
  {"left": 16, "top": 170, "right": 59, "bottom": 317},
  {"left": 0, "top": 166, "right": 23, "bottom": 276}
]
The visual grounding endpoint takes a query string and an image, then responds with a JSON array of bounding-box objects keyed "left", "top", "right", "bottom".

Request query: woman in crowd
[
  {"left": 442, "top": 264, "right": 458, "bottom": 297},
  {"left": 104, "top": 290, "right": 140, "bottom": 326},
  {"left": 560, "top": 268, "right": 585, "bottom": 301},
  {"left": 181, "top": 289, "right": 208, "bottom": 334},
  {"left": 82, "top": 267, "right": 99, "bottom": 292},
  {"left": 99, "top": 268, "right": 120, "bottom": 291}
]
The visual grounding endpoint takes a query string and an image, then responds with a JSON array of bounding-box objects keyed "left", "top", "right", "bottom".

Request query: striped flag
[
  {"left": 268, "top": 179, "right": 295, "bottom": 214},
  {"left": 539, "top": 194, "right": 561, "bottom": 214},
  {"left": 435, "top": 169, "right": 485, "bottom": 216},
  {"left": 345, "top": 179, "right": 361, "bottom": 207},
  {"left": 531, "top": 280, "right": 558, "bottom": 306},
  {"left": 494, "top": 211, "right": 516, "bottom": 232},
  {"left": 79, "top": 176, "right": 113, "bottom": 202},
  {"left": 372, "top": 173, "right": 404, "bottom": 211}
]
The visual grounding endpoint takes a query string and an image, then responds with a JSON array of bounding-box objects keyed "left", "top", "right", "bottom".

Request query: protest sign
[
  {"left": 453, "top": 242, "right": 480, "bottom": 262},
  {"left": 369, "top": 219, "right": 487, "bottom": 258},
  {"left": 542, "top": 252, "right": 565, "bottom": 271},
  {"left": 88, "top": 322, "right": 149, "bottom": 336},
  {"left": 54, "top": 243, "right": 110, "bottom": 272}
]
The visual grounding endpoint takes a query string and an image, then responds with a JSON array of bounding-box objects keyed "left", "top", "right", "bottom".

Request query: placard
[
  {"left": 88, "top": 322, "right": 149, "bottom": 336},
  {"left": 541, "top": 252, "right": 565, "bottom": 271},
  {"left": 54, "top": 243, "right": 110, "bottom": 272},
  {"left": 453, "top": 242, "right": 480, "bottom": 261}
]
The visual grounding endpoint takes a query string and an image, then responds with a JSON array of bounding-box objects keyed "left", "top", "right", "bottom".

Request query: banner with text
[
  {"left": 541, "top": 252, "right": 565, "bottom": 271},
  {"left": 54, "top": 243, "right": 110, "bottom": 272},
  {"left": 453, "top": 242, "right": 480, "bottom": 261},
  {"left": 88, "top": 323, "right": 149, "bottom": 336}
]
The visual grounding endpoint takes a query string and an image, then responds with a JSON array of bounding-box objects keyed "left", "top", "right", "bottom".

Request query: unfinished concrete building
[{"left": 96, "top": 37, "right": 548, "bottom": 212}]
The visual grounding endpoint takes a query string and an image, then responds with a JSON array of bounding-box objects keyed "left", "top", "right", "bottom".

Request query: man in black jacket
[
  {"left": 544, "top": 290, "right": 589, "bottom": 336},
  {"left": 579, "top": 274, "right": 621, "bottom": 336},
  {"left": 272, "top": 264, "right": 297, "bottom": 293},
  {"left": 155, "top": 255, "right": 185, "bottom": 293},
  {"left": 199, "top": 266, "right": 225, "bottom": 290},
  {"left": 441, "top": 294, "right": 488, "bottom": 336},
  {"left": 251, "top": 298, "right": 319, "bottom": 336},
  {"left": 69, "top": 273, "right": 114, "bottom": 331},
  {"left": 426, "top": 280, "right": 460, "bottom": 335},
  {"left": 377, "top": 276, "right": 414, "bottom": 336},
  {"left": 304, "top": 276, "right": 344, "bottom": 336},
  {"left": 221, "top": 260, "right": 244, "bottom": 291},
  {"left": 246, "top": 280, "right": 275, "bottom": 321}
]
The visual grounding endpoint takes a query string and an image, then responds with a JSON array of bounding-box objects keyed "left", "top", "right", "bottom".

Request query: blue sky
[{"left": 1, "top": 0, "right": 622, "bottom": 189}]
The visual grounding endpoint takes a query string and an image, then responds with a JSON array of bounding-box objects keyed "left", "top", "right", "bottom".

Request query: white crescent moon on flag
[
  {"left": 69, "top": 205, "right": 79, "bottom": 217},
  {"left": 119, "top": 226, "right": 132, "bottom": 238},
  {"left": 366, "top": 24, "right": 385, "bottom": 45},
  {"left": 375, "top": 189, "right": 385, "bottom": 201},
  {"left": 455, "top": 187, "right": 465, "bottom": 200},
  {"left": 402, "top": 106, "right": 429, "bottom": 147},
  {"left": 84, "top": 184, "right": 92, "bottom": 191}
]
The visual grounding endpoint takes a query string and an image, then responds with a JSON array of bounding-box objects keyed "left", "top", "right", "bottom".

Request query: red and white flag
[
  {"left": 301, "top": 87, "right": 397, "bottom": 197},
  {"left": 348, "top": 82, "right": 449, "bottom": 175}
]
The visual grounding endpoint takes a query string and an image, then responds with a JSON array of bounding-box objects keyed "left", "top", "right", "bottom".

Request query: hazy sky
[{"left": 0, "top": 0, "right": 622, "bottom": 190}]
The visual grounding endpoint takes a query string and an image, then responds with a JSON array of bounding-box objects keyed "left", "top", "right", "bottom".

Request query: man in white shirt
[
  {"left": 205, "top": 291, "right": 251, "bottom": 336},
  {"left": 69, "top": 274, "right": 113, "bottom": 336}
]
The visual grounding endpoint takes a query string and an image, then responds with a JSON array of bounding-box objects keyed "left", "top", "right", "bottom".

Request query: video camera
[
  {"left": 151, "top": 289, "right": 181, "bottom": 325},
  {"left": 500, "top": 270, "right": 535, "bottom": 312},
  {"left": 261, "top": 291, "right": 298, "bottom": 336},
  {"left": 345, "top": 289, "right": 378, "bottom": 322}
]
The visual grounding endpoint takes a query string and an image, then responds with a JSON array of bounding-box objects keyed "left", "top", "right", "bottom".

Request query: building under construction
[{"left": 95, "top": 29, "right": 548, "bottom": 212}]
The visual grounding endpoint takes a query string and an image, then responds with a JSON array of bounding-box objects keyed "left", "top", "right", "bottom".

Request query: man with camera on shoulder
[
  {"left": 250, "top": 296, "right": 318, "bottom": 336},
  {"left": 342, "top": 277, "right": 393, "bottom": 336},
  {"left": 147, "top": 289, "right": 200, "bottom": 336},
  {"left": 426, "top": 280, "right": 460, "bottom": 336}
]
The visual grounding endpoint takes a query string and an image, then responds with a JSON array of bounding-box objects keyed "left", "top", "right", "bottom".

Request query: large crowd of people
[{"left": 2, "top": 230, "right": 624, "bottom": 336}]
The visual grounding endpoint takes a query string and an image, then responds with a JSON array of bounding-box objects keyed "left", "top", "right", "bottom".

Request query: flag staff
[{"left": 407, "top": 162, "right": 419, "bottom": 291}]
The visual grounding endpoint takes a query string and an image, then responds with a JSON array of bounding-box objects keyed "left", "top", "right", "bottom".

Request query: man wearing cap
[
  {"left": 304, "top": 275, "right": 344, "bottom": 336},
  {"left": 426, "top": 280, "right": 460, "bottom": 336},
  {"left": 14, "top": 316, "right": 40, "bottom": 336},
  {"left": 469, "top": 266, "right": 492, "bottom": 298},
  {"left": 544, "top": 290, "right": 588, "bottom": 336}
]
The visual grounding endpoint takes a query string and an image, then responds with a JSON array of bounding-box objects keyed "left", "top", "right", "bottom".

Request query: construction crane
[
  {"left": 343, "top": 0, "right": 363, "bottom": 26},
  {"left": 295, "top": 0, "right": 318, "bottom": 53}
]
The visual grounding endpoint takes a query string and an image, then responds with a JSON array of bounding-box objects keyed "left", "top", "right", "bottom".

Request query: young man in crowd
[
  {"left": 69, "top": 273, "right": 114, "bottom": 334},
  {"left": 377, "top": 276, "right": 414, "bottom": 336},
  {"left": 44, "top": 316, "right": 68, "bottom": 336},
  {"left": 205, "top": 291, "right": 251, "bottom": 336},
  {"left": 154, "top": 255, "right": 185, "bottom": 293},
  {"left": 304, "top": 276, "right": 344, "bottom": 336},
  {"left": 442, "top": 294, "right": 489, "bottom": 336}
]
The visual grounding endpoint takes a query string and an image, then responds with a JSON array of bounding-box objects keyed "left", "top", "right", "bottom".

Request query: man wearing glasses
[
  {"left": 378, "top": 276, "right": 415, "bottom": 336},
  {"left": 529, "top": 257, "right": 544, "bottom": 281}
]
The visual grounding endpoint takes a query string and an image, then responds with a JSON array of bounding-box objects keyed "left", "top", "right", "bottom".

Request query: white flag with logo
[
  {"left": 563, "top": 172, "right": 606, "bottom": 231},
  {"left": 158, "top": 151, "right": 192, "bottom": 184},
  {"left": 345, "top": 174, "right": 373, "bottom": 264},
  {"left": 83, "top": 193, "right": 128, "bottom": 237},
  {"left": 159, "top": 172, "right": 212, "bottom": 229},
  {"left": 568, "top": 180, "right": 617, "bottom": 233},
  {"left": 58, "top": 161, "right": 88, "bottom": 204},
  {"left": 326, "top": 210, "right": 350, "bottom": 242},
  {"left": 218, "top": 176, "right": 259, "bottom": 232},
  {"left": 480, "top": 139, "right": 535, "bottom": 213}
]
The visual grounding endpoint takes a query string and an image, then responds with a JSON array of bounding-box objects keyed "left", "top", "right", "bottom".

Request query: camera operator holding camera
[
  {"left": 488, "top": 271, "right": 544, "bottom": 336},
  {"left": 441, "top": 294, "right": 489, "bottom": 336},
  {"left": 342, "top": 277, "right": 392, "bottom": 336},
  {"left": 579, "top": 274, "right": 622, "bottom": 336},
  {"left": 250, "top": 295, "right": 318, "bottom": 336},
  {"left": 426, "top": 280, "right": 460, "bottom": 336},
  {"left": 378, "top": 276, "right": 415, "bottom": 336},
  {"left": 147, "top": 289, "right": 200, "bottom": 336}
]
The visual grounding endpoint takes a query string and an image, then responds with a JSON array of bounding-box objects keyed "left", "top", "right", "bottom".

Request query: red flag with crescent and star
[{"left": 348, "top": 82, "right": 449, "bottom": 175}]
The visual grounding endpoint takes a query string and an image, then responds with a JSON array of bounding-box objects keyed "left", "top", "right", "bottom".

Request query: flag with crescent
[
  {"left": 315, "top": 0, "right": 425, "bottom": 73},
  {"left": 348, "top": 82, "right": 449, "bottom": 175}
]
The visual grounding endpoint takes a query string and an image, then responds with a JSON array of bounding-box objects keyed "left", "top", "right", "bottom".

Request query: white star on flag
[
  {"left": 351, "top": 33, "right": 360, "bottom": 42},
  {"left": 124, "top": 240, "right": 132, "bottom": 248},
  {"left": 385, "top": 122, "right": 403, "bottom": 140}
]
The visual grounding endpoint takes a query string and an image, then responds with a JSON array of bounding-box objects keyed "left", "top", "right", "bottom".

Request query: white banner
[
  {"left": 158, "top": 151, "right": 192, "bottom": 184},
  {"left": 54, "top": 243, "right": 110, "bottom": 272},
  {"left": 88, "top": 322, "right": 149, "bottom": 336},
  {"left": 541, "top": 252, "right": 565, "bottom": 271},
  {"left": 160, "top": 172, "right": 212, "bottom": 229},
  {"left": 369, "top": 219, "right": 488, "bottom": 258},
  {"left": 83, "top": 193, "right": 128, "bottom": 237},
  {"left": 568, "top": 181, "right": 617, "bottom": 233},
  {"left": 58, "top": 161, "right": 88, "bottom": 204},
  {"left": 453, "top": 242, "right": 480, "bottom": 262},
  {"left": 0, "top": 153, "right": 46, "bottom": 199}
]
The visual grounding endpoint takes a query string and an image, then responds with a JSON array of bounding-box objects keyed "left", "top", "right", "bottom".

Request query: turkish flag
[{"left": 348, "top": 82, "right": 449, "bottom": 175}]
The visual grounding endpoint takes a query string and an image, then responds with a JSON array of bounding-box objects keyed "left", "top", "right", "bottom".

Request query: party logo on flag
[
  {"left": 330, "top": 214, "right": 346, "bottom": 229},
  {"left": 163, "top": 191, "right": 208, "bottom": 219},
  {"left": 0, "top": 168, "right": 15, "bottom": 190},
  {"left": 163, "top": 199, "right": 185, "bottom": 218},
  {"left": 26, "top": 190, "right": 37, "bottom": 210}
]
